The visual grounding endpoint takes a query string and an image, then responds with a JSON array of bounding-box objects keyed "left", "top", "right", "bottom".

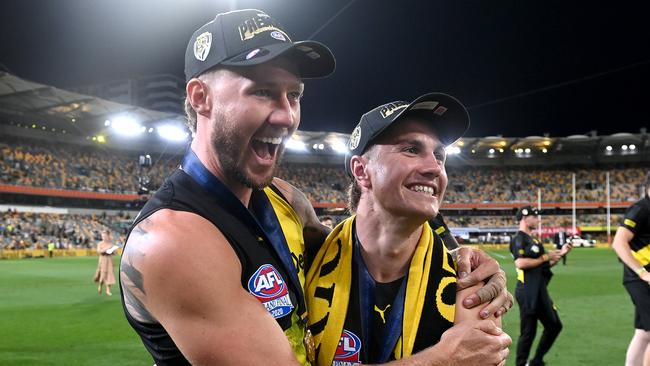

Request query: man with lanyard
[
  {"left": 612, "top": 171, "right": 650, "bottom": 366},
  {"left": 306, "top": 93, "right": 513, "bottom": 366},
  {"left": 119, "top": 9, "right": 336, "bottom": 365},
  {"left": 510, "top": 205, "right": 571, "bottom": 366}
]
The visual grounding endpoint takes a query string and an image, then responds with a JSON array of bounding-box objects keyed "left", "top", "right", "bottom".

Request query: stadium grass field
[{"left": 0, "top": 248, "right": 636, "bottom": 365}]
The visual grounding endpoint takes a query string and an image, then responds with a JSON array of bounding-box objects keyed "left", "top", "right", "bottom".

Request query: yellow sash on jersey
[
  {"left": 264, "top": 186, "right": 310, "bottom": 366},
  {"left": 305, "top": 216, "right": 443, "bottom": 366}
]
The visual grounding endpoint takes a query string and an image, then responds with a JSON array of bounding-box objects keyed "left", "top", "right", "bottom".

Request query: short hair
[
  {"left": 347, "top": 179, "right": 361, "bottom": 213},
  {"left": 183, "top": 69, "right": 222, "bottom": 135},
  {"left": 184, "top": 97, "right": 197, "bottom": 135}
]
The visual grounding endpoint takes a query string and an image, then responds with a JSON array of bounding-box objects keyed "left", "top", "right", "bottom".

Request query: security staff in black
[
  {"left": 612, "top": 172, "right": 650, "bottom": 366},
  {"left": 510, "top": 205, "right": 570, "bottom": 366}
]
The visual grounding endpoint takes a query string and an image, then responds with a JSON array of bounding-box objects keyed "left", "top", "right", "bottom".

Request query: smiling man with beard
[{"left": 119, "top": 9, "right": 335, "bottom": 366}]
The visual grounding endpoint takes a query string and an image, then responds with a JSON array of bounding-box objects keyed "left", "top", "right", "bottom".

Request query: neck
[
  {"left": 190, "top": 140, "right": 252, "bottom": 206},
  {"left": 519, "top": 221, "right": 532, "bottom": 235},
  {"left": 355, "top": 201, "right": 425, "bottom": 283}
]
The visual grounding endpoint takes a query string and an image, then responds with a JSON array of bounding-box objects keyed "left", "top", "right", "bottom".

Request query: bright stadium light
[
  {"left": 605, "top": 145, "right": 613, "bottom": 151},
  {"left": 286, "top": 138, "right": 307, "bottom": 151},
  {"left": 104, "top": 120, "right": 111, "bottom": 126},
  {"left": 330, "top": 139, "right": 348, "bottom": 154},
  {"left": 542, "top": 148, "right": 548, "bottom": 153},
  {"left": 111, "top": 116, "right": 142, "bottom": 137},
  {"left": 157, "top": 124, "right": 189, "bottom": 142},
  {"left": 621, "top": 144, "right": 628, "bottom": 150},
  {"left": 489, "top": 148, "right": 495, "bottom": 154},
  {"left": 445, "top": 146, "right": 461, "bottom": 155},
  {"left": 524, "top": 148, "right": 531, "bottom": 153},
  {"left": 630, "top": 144, "right": 636, "bottom": 150}
]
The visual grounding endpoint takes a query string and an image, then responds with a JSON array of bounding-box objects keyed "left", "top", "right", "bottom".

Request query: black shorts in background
[{"left": 624, "top": 281, "right": 650, "bottom": 331}]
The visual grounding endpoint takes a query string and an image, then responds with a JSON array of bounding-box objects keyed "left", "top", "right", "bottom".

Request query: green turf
[
  {"left": 484, "top": 247, "right": 634, "bottom": 365},
  {"left": 0, "top": 248, "right": 637, "bottom": 365},
  {"left": 0, "top": 256, "right": 151, "bottom": 366}
]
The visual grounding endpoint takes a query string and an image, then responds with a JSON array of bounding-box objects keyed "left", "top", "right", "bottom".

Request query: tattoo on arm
[{"left": 120, "top": 218, "right": 154, "bottom": 322}]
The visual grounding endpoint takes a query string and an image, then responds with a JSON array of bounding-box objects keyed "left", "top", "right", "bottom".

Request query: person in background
[
  {"left": 511, "top": 205, "right": 571, "bottom": 366},
  {"left": 94, "top": 230, "right": 116, "bottom": 296},
  {"left": 319, "top": 216, "right": 334, "bottom": 230},
  {"left": 612, "top": 171, "right": 650, "bottom": 366}
]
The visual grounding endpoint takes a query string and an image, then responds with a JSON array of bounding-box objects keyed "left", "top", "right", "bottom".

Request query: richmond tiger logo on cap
[
  {"left": 349, "top": 126, "right": 362, "bottom": 150},
  {"left": 194, "top": 32, "right": 212, "bottom": 61}
]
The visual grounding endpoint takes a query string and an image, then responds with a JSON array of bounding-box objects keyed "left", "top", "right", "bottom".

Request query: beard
[{"left": 209, "top": 111, "right": 280, "bottom": 189}]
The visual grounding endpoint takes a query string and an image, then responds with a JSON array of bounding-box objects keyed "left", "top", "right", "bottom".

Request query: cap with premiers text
[{"left": 184, "top": 9, "right": 335, "bottom": 81}]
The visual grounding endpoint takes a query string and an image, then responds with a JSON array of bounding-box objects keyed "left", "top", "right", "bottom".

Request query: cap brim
[{"left": 220, "top": 40, "right": 336, "bottom": 79}]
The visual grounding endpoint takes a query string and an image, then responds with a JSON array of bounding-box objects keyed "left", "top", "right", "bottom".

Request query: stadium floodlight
[
  {"left": 110, "top": 115, "right": 142, "bottom": 137},
  {"left": 524, "top": 148, "right": 531, "bottom": 153},
  {"left": 313, "top": 143, "right": 324, "bottom": 150},
  {"left": 542, "top": 148, "right": 548, "bottom": 153},
  {"left": 605, "top": 145, "right": 613, "bottom": 151},
  {"left": 104, "top": 120, "right": 111, "bottom": 126},
  {"left": 96, "top": 135, "right": 106, "bottom": 143},
  {"left": 621, "top": 144, "right": 628, "bottom": 151},
  {"left": 285, "top": 137, "right": 307, "bottom": 151},
  {"left": 330, "top": 139, "right": 348, "bottom": 154},
  {"left": 488, "top": 148, "right": 495, "bottom": 154},
  {"left": 630, "top": 144, "right": 636, "bottom": 150},
  {"left": 445, "top": 146, "right": 461, "bottom": 155},
  {"left": 157, "top": 124, "right": 189, "bottom": 142}
]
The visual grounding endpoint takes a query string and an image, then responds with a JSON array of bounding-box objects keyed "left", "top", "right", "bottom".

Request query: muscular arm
[
  {"left": 120, "top": 210, "right": 301, "bottom": 365},
  {"left": 514, "top": 249, "right": 562, "bottom": 270},
  {"left": 271, "top": 177, "right": 331, "bottom": 270},
  {"left": 612, "top": 227, "right": 650, "bottom": 283}
]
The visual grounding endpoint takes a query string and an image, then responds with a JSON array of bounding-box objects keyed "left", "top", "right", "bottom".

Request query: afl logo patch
[
  {"left": 349, "top": 126, "right": 361, "bottom": 151},
  {"left": 194, "top": 32, "right": 212, "bottom": 61},
  {"left": 270, "top": 30, "right": 287, "bottom": 41},
  {"left": 248, "top": 264, "right": 294, "bottom": 319},
  {"left": 531, "top": 245, "right": 540, "bottom": 253},
  {"left": 333, "top": 330, "right": 362, "bottom": 365}
]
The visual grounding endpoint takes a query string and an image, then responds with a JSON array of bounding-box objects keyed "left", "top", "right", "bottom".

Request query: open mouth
[{"left": 251, "top": 136, "right": 283, "bottom": 161}]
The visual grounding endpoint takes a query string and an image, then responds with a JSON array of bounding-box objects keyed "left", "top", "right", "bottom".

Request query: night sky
[{"left": 1, "top": 0, "right": 649, "bottom": 138}]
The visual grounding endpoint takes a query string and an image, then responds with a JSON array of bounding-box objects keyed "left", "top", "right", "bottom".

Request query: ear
[
  {"left": 350, "top": 155, "right": 372, "bottom": 189},
  {"left": 186, "top": 78, "right": 211, "bottom": 118}
]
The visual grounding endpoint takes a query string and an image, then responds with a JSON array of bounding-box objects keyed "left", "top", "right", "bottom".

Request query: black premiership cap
[
  {"left": 516, "top": 205, "right": 541, "bottom": 221},
  {"left": 184, "top": 9, "right": 336, "bottom": 81},
  {"left": 344, "top": 92, "right": 470, "bottom": 177}
]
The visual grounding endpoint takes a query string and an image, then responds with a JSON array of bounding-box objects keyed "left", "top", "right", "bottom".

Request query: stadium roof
[
  {"left": 0, "top": 71, "right": 186, "bottom": 137},
  {"left": 1, "top": 72, "right": 649, "bottom": 166}
]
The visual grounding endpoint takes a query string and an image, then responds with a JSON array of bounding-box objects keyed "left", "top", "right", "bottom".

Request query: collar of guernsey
[
  {"left": 305, "top": 216, "right": 440, "bottom": 365},
  {"left": 180, "top": 150, "right": 306, "bottom": 318}
]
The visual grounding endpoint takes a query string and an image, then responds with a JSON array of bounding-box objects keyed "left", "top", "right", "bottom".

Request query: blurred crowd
[
  {"left": 0, "top": 209, "right": 126, "bottom": 250},
  {"left": 0, "top": 137, "right": 647, "bottom": 205},
  {"left": 0, "top": 136, "right": 178, "bottom": 194},
  {"left": 444, "top": 214, "right": 624, "bottom": 228}
]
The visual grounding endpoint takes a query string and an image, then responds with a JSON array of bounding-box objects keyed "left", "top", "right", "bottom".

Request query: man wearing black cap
[
  {"left": 306, "top": 93, "right": 512, "bottom": 366},
  {"left": 511, "top": 205, "right": 571, "bottom": 366},
  {"left": 119, "top": 9, "right": 335, "bottom": 365},
  {"left": 612, "top": 171, "right": 650, "bottom": 366}
]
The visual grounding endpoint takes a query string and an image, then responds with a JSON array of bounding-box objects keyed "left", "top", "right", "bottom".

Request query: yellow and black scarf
[{"left": 305, "top": 216, "right": 456, "bottom": 365}]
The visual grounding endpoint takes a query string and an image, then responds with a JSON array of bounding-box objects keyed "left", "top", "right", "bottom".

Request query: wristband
[
  {"left": 635, "top": 267, "right": 647, "bottom": 276},
  {"left": 541, "top": 254, "right": 549, "bottom": 262}
]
